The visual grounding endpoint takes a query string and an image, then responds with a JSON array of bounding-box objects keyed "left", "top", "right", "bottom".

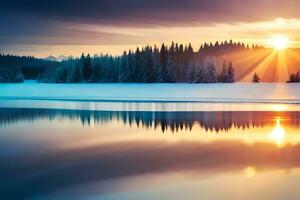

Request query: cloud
[
  {"left": 2, "top": 0, "right": 300, "bottom": 26},
  {"left": 0, "top": 13, "right": 146, "bottom": 46},
  {"left": 1, "top": 0, "right": 300, "bottom": 54}
]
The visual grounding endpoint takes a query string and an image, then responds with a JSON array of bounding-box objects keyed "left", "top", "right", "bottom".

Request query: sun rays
[{"left": 221, "top": 43, "right": 300, "bottom": 82}]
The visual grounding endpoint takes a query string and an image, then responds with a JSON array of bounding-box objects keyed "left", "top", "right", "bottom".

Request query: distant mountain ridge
[{"left": 44, "top": 55, "right": 73, "bottom": 62}]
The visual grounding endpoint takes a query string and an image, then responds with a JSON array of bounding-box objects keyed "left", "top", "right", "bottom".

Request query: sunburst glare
[{"left": 269, "top": 35, "right": 290, "bottom": 50}]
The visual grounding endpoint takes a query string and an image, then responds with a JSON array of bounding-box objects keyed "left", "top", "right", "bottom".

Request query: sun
[{"left": 269, "top": 35, "right": 289, "bottom": 50}]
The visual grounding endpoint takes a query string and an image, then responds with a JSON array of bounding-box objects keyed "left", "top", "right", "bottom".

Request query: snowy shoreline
[
  {"left": 1, "top": 82, "right": 300, "bottom": 111},
  {"left": 1, "top": 82, "right": 300, "bottom": 103},
  {"left": 1, "top": 97, "right": 300, "bottom": 104}
]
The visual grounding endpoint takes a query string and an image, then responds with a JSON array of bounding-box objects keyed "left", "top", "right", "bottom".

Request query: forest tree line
[
  {"left": 1, "top": 40, "right": 293, "bottom": 83},
  {"left": 38, "top": 42, "right": 239, "bottom": 83},
  {"left": 0, "top": 54, "right": 57, "bottom": 83}
]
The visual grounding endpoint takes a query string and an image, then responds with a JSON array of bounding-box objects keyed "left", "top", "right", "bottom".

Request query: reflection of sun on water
[
  {"left": 271, "top": 117, "right": 286, "bottom": 146},
  {"left": 272, "top": 105, "right": 287, "bottom": 112},
  {"left": 244, "top": 166, "right": 256, "bottom": 178}
]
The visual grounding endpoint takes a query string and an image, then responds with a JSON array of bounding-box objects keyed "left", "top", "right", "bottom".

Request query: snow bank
[{"left": 0, "top": 82, "right": 300, "bottom": 104}]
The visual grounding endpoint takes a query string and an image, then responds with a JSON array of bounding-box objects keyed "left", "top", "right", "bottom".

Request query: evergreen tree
[
  {"left": 159, "top": 43, "right": 168, "bottom": 82},
  {"left": 133, "top": 48, "right": 143, "bottom": 82},
  {"left": 68, "top": 61, "right": 82, "bottom": 83},
  {"left": 5, "top": 41, "right": 259, "bottom": 84},
  {"left": 119, "top": 51, "right": 130, "bottom": 82},
  {"left": 165, "top": 43, "right": 176, "bottom": 82},
  {"left": 107, "top": 56, "right": 117, "bottom": 82},
  {"left": 152, "top": 46, "right": 161, "bottom": 82},
  {"left": 252, "top": 72, "right": 261, "bottom": 83},
  {"left": 194, "top": 57, "right": 217, "bottom": 83},
  {"left": 82, "top": 53, "right": 92, "bottom": 81},
  {"left": 227, "top": 61, "right": 235, "bottom": 83},
  {"left": 202, "top": 57, "right": 217, "bottom": 83},
  {"left": 218, "top": 61, "right": 228, "bottom": 82},
  {"left": 194, "top": 61, "right": 204, "bottom": 83},
  {"left": 90, "top": 62, "right": 101, "bottom": 83},
  {"left": 55, "top": 65, "right": 68, "bottom": 83},
  {"left": 287, "top": 72, "right": 300, "bottom": 83},
  {"left": 186, "top": 61, "right": 195, "bottom": 83},
  {"left": 165, "top": 53, "right": 176, "bottom": 83},
  {"left": 143, "top": 47, "right": 155, "bottom": 83},
  {"left": 176, "top": 44, "right": 185, "bottom": 81},
  {"left": 0, "top": 55, "right": 24, "bottom": 83},
  {"left": 295, "top": 72, "right": 300, "bottom": 82},
  {"left": 127, "top": 51, "right": 134, "bottom": 82}
]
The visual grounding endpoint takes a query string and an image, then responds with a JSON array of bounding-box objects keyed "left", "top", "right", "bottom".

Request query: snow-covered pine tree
[
  {"left": 202, "top": 57, "right": 217, "bottom": 83},
  {"left": 158, "top": 44, "right": 168, "bottom": 82},
  {"left": 119, "top": 51, "right": 130, "bottom": 82},
  {"left": 14, "top": 70, "right": 24, "bottom": 83},
  {"left": 127, "top": 51, "right": 134, "bottom": 82},
  {"left": 55, "top": 64, "right": 68, "bottom": 83},
  {"left": 175, "top": 44, "right": 185, "bottom": 81},
  {"left": 186, "top": 61, "right": 195, "bottom": 83},
  {"left": 107, "top": 56, "right": 117, "bottom": 82},
  {"left": 68, "top": 61, "right": 82, "bottom": 83},
  {"left": 152, "top": 46, "right": 161, "bottom": 82},
  {"left": 81, "top": 53, "right": 92, "bottom": 82},
  {"left": 165, "top": 53, "right": 176, "bottom": 83},
  {"left": 0, "top": 55, "right": 24, "bottom": 83},
  {"left": 143, "top": 46, "right": 155, "bottom": 83},
  {"left": 90, "top": 62, "right": 101, "bottom": 83},
  {"left": 163, "top": 42, "right": 176, "bottom": 83},
  {"left": 218, "top": 61, "right": 228, "bottom": 82},
  {"left": 193, "top": 60, "right": 204, "bottom": 83},
  {"left": 133, "top": 47, "right": 143, "bottom": 82},
  {"left": 227, "top": 61, "right": 235, "bottom": 83}
]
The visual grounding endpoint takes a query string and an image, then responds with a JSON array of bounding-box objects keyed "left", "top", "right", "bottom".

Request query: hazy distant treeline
[
  {"left": 0, "top": 54, "right": 56, "bottom": 83},
  {"left": 0, "top": 41, "right": 263, "bottom": 83}
]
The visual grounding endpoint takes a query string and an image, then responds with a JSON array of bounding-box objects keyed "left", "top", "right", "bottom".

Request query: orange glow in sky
[{"left": 3, "top": 18, "right": 300, "bottom": 57}]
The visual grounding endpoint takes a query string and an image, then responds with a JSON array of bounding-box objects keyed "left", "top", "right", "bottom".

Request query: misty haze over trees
[{"left": 0, "top": 40, "right": 267, "bottom": 83}]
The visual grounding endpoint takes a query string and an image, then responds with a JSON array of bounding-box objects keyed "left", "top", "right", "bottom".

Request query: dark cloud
[
  {"left": 0, "top": 13, "right": 145, "bottom": 45},
  {"left": 1, "top": 0, "right": 300, "bottom": 49},
  {"left": 1, "top": 0, "right": 300, "bottom": 26}
]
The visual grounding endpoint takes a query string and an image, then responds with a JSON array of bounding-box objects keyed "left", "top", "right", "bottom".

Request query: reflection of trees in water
[{"left": 1, "top": 108, "right": 300, "bottom": 132}]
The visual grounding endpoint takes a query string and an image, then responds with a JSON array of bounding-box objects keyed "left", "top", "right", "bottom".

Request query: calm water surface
[{"left": 1, "top": 105, "right": 300, "bottom": 199}]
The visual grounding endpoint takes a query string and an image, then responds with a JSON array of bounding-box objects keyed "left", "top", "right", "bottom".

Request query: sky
[{"left": 1, "top": 0, "right": 300, "bottom": 57}]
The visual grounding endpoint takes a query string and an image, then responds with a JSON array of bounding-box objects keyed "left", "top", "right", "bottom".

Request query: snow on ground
[
  {"left": 1, "top": 81, "right": 300, "bottom": 111},
  {"left": 0, "top": 81, "right": 300, "bottom": 104}
]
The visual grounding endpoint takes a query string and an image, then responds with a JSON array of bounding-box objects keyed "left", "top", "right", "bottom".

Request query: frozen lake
[{"left": 1, "top": 82, "right": 300, "bottom": 199}]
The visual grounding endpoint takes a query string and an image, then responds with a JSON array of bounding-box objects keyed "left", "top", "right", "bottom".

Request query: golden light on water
[
  {"left": 268, "top": 35, "right": 290, "bottom": 50},
  {"left": 244, "top": 166, "right": 257, "bottom": 178},
  {"left": 272, "top": 105, "right": 287, "bottom": 112},
  {"left": 271, "top": 117, "right": 286, "bottom": 146}
]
